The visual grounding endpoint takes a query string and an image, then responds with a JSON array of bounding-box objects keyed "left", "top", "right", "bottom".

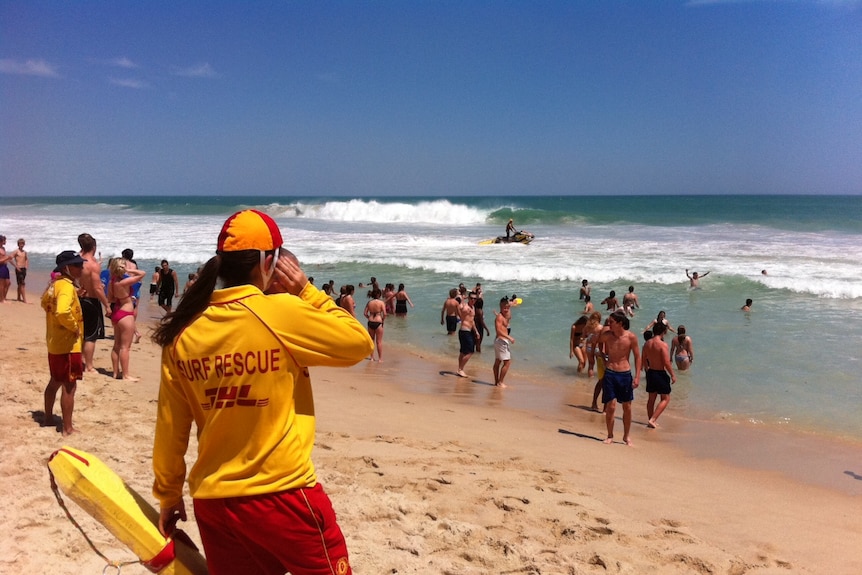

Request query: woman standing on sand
[
  {"left": 151, "top": 210, "right": 372, "bottom": 575},
  {"left": 107, "top": 258, "right": 145, "bottom": 380}
]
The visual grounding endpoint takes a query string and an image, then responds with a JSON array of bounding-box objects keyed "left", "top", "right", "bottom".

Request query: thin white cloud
[
  {"left": 107, "top": 57, "right": 138, "bottom": 69},
  {"left": 0, "top": 58, "right": 60, "bottom": 77},
  {"left": 171, "top": 62, "right": 220, "bottom": 78},
  {"left": 110, "top": 77, "right": 150, "bottom": 89}
]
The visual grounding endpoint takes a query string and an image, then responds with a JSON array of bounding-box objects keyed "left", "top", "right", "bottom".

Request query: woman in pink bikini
[{"left": 108, "top": 258, "right": 146, "bottom": 380}]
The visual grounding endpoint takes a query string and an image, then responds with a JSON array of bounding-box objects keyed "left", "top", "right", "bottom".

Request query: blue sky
[{"left": 1, "top": 1, "right": 861, "bottom": 197}]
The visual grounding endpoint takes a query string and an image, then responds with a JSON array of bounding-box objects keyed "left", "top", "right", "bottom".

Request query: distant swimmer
[
  {"left": 644, "top": 310, "right": 675, "bottom": 335},
  {"left": 741, "top": 298, "right": 753, "bottom": 312},
  {"left": 622, "top": 285, "right": 639, "bottom": 317},
  {"left": 686, "top": 269, "right": 710, "bottom": 289},
  {"left": 601, "top": 290, "right": 619, "bottom": 312},
  {"left": 761, "top": 270, "right": 768, "bottom": 276},
  {"left": 579, "top": 279, "right": 590, "bottom": 300}
]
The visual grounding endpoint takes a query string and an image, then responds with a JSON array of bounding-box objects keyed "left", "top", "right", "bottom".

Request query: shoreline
[
  {"left": 12, "top": 266, "right": 862, "bottom": 494},
  {"left": 2, "top": 280, "right": 861, "bottom": 573}
]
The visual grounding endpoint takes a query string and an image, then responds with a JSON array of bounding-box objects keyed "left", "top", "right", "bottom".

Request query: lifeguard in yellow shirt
[
  {"left": 152, "top": 209, "right": 373, "bottom": 575},
  {"left": 41, "top": 250, "right": 85, "bottom": 436}
]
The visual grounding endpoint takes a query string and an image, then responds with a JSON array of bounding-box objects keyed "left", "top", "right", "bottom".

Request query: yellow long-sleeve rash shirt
[
  {"left": 41, "top": 277, "right": 83, "bottom": 354},
  {"left": 152, "top": 282, "right": 373, "bottom": 508}
]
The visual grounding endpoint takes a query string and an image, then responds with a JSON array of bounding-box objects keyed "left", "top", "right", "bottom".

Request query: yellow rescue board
[{"left": 48, "top": 446, "right": 209, "bottom": 575}]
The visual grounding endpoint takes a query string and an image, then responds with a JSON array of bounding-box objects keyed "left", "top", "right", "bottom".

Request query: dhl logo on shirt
[{"left": 201, "top": 384, "right": 270, "bottom": 410}]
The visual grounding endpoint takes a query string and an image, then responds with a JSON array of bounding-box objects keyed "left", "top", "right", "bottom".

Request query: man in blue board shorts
[{"left": 596, "top": 311, "right": 641, "bottom": 446}]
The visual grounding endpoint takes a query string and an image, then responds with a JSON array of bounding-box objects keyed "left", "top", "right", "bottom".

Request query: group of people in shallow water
[
  {"left": 319, "top": 276, "right": 414, "bottom": 362},
  {"left": 571, "top": 277, "right": 704, "bottom": 445}
]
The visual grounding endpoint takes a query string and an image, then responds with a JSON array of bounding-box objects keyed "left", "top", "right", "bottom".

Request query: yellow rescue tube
[{"left": 48, "top": 446, "right": 209, "bottom": 575}]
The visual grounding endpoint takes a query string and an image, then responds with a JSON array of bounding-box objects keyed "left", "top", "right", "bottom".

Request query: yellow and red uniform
[
  {"left": 153, "top": 282, "right": 373, "bottom": 508},
  {"left": 41, "top": 276, "right": 83, "bottom": 354}
]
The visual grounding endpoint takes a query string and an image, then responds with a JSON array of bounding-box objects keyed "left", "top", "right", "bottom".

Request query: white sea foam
[{"left": 269, "top": 199, "right": 490, "bottom": 225}]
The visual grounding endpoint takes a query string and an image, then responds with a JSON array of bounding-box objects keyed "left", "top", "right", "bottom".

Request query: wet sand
[{"left": 1, "top": 271, "right": 860, "bottom": 574}]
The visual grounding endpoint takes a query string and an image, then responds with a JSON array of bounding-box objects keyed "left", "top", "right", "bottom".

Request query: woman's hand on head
[{"left": 268, "top": 248, "right": 307, "bottom": 296}]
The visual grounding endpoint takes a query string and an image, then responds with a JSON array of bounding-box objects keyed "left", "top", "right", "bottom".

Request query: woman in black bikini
[
  {"left": 364, "top": 288, "right": 387, "bottom": 362},
  {"left": 393, "top": 283, "right": 414, "bottom": 316}
]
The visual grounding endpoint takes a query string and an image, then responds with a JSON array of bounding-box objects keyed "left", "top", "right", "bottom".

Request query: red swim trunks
[
  {"left": 48, "top": 353, "right": 83, "bottom": 383},
  {"left": 194, "top": 483, "right": 351, "bottom": 575}
]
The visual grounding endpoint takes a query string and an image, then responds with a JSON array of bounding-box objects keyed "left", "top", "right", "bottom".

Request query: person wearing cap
[
  {"left": 41, "top": 250, "right": 85, "bottom": 435},
  {"left": 151, "top": 209, "right": 373, "bottom": 575}
]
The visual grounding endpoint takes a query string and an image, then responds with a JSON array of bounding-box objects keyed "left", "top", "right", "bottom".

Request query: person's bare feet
[
  {"left": 624, "top": 437, "right": 634, "bottom": 446},
  {"left": 495, "top": 382, "right": 507, "bottom": 388},
  {"left": 62, "top": 426, "right": 79, "bottom": 437},
  {"left": 603, "top": 437, "right": 614, "bottom": 444},
  {"left": 457, "top": 370, "right": 467, "bottom": 378},
  {"left": 647, "top": 419, "right": 658, "bottom": 429},
  {"left": 123, "top": 375, "right": 141, "bottom": 382}
]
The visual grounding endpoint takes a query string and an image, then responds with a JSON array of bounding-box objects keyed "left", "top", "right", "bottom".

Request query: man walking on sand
[
  {"left": 493, "top": 297, "right": 515, "bottom": 387},
  {"left": 78, "top": 234, "right": 110, "bottom": 371},
  {"left": 42, "top": 251, "right": 85, "bottom": 435},
  {"left": 596, "top": 311, "right": 641, "bottom": 445},
  {"left": 642, "top": 321, "right": 675, "bottom": 429},
  {"left": 456, "top": 292, "right": 479, "bottom": 377}
]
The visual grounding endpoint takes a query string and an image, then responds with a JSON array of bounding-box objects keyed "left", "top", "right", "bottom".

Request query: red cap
[{"left": 217, "top": 210, "right": 283, "bottom": 252}]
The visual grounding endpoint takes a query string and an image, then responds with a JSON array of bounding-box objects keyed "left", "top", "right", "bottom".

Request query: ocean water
[{"left": 3, "top": 195, "right": 861, "bottom": 441}]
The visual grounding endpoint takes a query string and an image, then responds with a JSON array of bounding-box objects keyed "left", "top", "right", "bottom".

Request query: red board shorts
[
  {"left": 48, "top": 353, "right": 83, "bottom": 384},
  {"left": 194, "top": 483, "right": 351, "bottom": 575}
]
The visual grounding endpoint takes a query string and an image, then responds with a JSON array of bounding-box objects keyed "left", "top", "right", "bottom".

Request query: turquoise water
[{"left": 3, "top": 194, "right": 861, "bottom": 440}]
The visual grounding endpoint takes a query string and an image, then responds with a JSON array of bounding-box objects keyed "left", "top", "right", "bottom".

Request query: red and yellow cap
[{"left": 217, "top": 209, "right": 283, "bottom": 252}]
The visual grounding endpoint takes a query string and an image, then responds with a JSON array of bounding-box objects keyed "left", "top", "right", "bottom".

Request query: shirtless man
[
  {"left": 642, "top": 322, "right": 675, "bottom": 429},
  {"left": 579, "top": 279, "right": 590, "bottom": 301},
  {"left": 506, "top": 218, "right": 516, "bottom": 239},
  {"left": 600, "top": 290, "right": 619, "bottom": 312},
  {"left": 493, "top": 297, "right": 515, "bottom": 387},
  {"left": 440, "top": 288, "right": 460, "bottom": 335},
  {"left": 77, "top": 233, "right": 110, "bottom": 372},
  {"left": 622, "top": 285, "right": 639, "bottom": 317},
  {"left": 596, "top": 311, "right": 641, "bottom": 445},
  {"left": 456, "top": 292, "right": 479, "bottom": 377},
  {"left": 11, "top": 238, "right": 29, "bottom": 303},
  {"left": 686, "top": 269, "right": 710, "bottom": 288},
  {"left": 669, "top": 325, "right": 694, "bottom": 371},
  {"left": 741, "top": 298, "right": 753, "bottom": 312}
]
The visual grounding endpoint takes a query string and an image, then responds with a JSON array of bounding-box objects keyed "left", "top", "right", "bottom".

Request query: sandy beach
[{"left": 1, "top": 274, "right": 860, "bottom": 575}]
